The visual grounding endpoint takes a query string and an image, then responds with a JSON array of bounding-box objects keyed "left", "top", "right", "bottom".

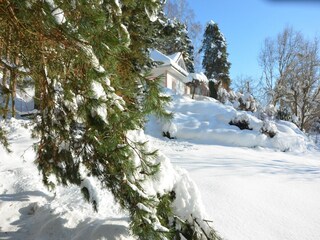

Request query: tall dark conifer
[{"left": 200, "top": 21, "right": 231, "bottom": 89}]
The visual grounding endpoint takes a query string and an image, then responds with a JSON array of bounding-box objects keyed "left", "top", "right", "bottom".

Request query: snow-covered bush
[
  {"left": 162, "top": 121, "right": 177, "bottom": 139},
  {"left": 276, "top": 107, "right": 292, "bottom": 121},
  {"left": 217, "top": 87, "right": 229, "bottom": 104},
  {"left": 229, "top": 114, "right": 252, "bottom": 130},
  {"left": 265, "top": 104, "right": 277, "bottom": 118},
  {"left": 256, "top": 104, "right": 277, "bottom": 121},
  {"left": 236, "top": 92, "right": 257, "bottom": 112},
  {"left": 215, "top": 85, "right": 257, "bottom": 112},
  {"left": 260, "top": 121, "right": 277, "bottom": 138},
  {"left": 147, "top": 90, "right": 314, "bottom": 152}
]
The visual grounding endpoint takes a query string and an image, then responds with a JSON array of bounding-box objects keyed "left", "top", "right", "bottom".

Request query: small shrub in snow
[
  {"left": 276, "top": 107, "right": 292, "bottom": 121},
  {"left": 236, "top": 92, "right": 257, "bottom": 112},
  {"left": 217, "top": 87, "right": 229, "bottom": 104},
  {"left": 214, "top": 85, "right": 257, "bottom": 112},
  {"left": 162, "top": 121, "right": 177, "bottom": 139},
  {"left": 257, "top": 104, "right": 277, "bottom": 121},
  {"left": 261, "top": 121, "right": 277, "bottom": 138},
  {"left": 163, "top": 131, "right": 176, "bottom": 139},
  {"left": 0, "top": 125, "right": 11, "bottom": 153},
  {"left": 229, "top": 114, "right": 252, "bottom": 130},
  {"left": 265, "top": 104, "right": 277, "bottom": 118}
]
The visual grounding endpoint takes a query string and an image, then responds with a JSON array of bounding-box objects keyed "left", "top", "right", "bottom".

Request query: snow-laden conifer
[
  {"left": 200, "top": 21, "right": 231, "bottom": 90},
  {"left": 154, "top": 13, "right": 195, "bottom": 72}
]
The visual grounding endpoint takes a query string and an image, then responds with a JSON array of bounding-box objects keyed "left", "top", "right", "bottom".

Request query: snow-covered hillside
[
  {"left": 145, "top": 92, "right": 320, "bottom": 240},
  {"left": 1, "top": 91, "right": 320, "bottom": 240},
  {"left": 147, "top": 91, "right": 315, "bottom": 152}
]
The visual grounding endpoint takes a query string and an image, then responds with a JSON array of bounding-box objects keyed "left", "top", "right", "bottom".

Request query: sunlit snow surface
[
  {"left": 151, "top": 90, "right": 315, "bottom": 152},
  {"left": 145, "top": 91, "right": 320, "bottom": 240},
  {"left": 147, "top": 136, "right": 320, "bottom": 240},
  {"left": 1, "top": 91, "right": 320, "bottom": 240}
]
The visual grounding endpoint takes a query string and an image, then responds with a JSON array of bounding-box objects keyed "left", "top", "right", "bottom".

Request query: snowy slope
[
  {"left": 144, "top": 91, "right": 320, "bottom": 240},
  {"left": 147, "top": 91, "right": 314, "bottom": 152}
]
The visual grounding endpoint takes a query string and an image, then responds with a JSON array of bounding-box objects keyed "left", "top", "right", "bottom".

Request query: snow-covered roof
[
  {"left": 149, "top": 49, "right": 189, "bottom": 77},
  {"left": 167, "top": 52, "right": 181, "bottom": 63},
  {"left": 188, "top": 72, "right": 209, "bottom": 83},
  {"left": 150, "top": 49, "right": 171, "bottom": 64}
]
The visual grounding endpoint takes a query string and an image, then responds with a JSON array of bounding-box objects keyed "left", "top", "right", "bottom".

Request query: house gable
[
  {"left": 168, "top": 52, "right": 188, "bottom": 73},
  {"left": 177, "top": 57, "right": 187, "bottom": 72},
  {"left": 149, "top": 49, "right": 209, "bottom": 97},
  {"left": 149, "top": 49, "right": 190, "bottom": 95}
]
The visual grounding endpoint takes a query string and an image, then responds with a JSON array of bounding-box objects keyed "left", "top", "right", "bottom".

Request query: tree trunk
[
  {"left": 2, "top": 25, "right": 11, "bottom": 119},
  {"left": 293, "top": 91, "right": 298, "bottom": 117},
  {"left": 10, "top": 55, "right": 19, "bottom": 118},
  {"left": 192, "top": 84, "right": 196, "bottom": 99}
]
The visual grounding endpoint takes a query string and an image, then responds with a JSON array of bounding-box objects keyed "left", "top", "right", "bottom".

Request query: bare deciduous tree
[
  {"left": 233, "top": 75, "right": 259, "bottom": 95},
  {"left": 259, "top": 27, "right": 302, "bottom": 105},
  {"left": 259, "top": 27, "right": 320, "bottom": 131}
]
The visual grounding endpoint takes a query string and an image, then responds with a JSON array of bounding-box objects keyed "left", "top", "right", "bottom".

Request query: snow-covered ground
[
  {"left": 1, "top": 92, "right": 320, "bottom": 239},
  {"left": 150, "top": 91, "right": 314, "bottom": 152},
  {"left": 148, "top": 93, "right": 320, "bottom": 240},
  {"left": 148, "top": 136, "right": 320, "bottom": 240}
]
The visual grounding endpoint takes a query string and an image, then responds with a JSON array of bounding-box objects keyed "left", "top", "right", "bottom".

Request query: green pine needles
[
  {"left": 0, "top": 126, "right": 11, "bottom": 153},
  {"left": 0, "top": 1, "right": 221, "bottom": 239}
]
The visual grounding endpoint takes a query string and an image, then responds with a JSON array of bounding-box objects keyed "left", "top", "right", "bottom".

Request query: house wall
[
  {"left": 175, "top": 76, "right": 186, "bottom": 95},
  {"left": 185, "top": 85, "right": 191, "bottom": 95},
  {"left": 167, "top": 72, "right": 186, "bottom": 95},
  {"left": 150, "top": 68, "right": 168, "bottom": 89},
  {"left": 166, "top": 72, "right": 174, "bottom": 90},
  {"left": 151, "top": 65, "right": 189, "bottom": 95}
]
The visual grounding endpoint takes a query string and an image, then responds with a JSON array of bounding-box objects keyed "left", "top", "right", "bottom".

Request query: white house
[
  {"left": 149, "top": 49, "right": 209, "bottom": 97},
  {"left": 150, "top": 49, "right": 191, "bottom": 95}
]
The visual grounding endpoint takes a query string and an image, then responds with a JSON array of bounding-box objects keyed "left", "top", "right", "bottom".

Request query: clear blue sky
[{"left": 188, "top": 0, "right": 320, "bottom": 83}]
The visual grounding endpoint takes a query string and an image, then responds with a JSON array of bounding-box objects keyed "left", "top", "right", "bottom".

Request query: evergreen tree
[
  {"left": 200, "top": 21, "right": 231, "bottom": 90},
  {"left": 154, "top": 13, "right": 195, "bottom": 72},
  {"left": 163, "top": 0, "right": 203, "bottom": 71},
  {"left": 208, "top": 80, "right": 220, "bottom": 99},
  {"left": 0, "top": 1, "right": 221, "bottom": 239}
]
